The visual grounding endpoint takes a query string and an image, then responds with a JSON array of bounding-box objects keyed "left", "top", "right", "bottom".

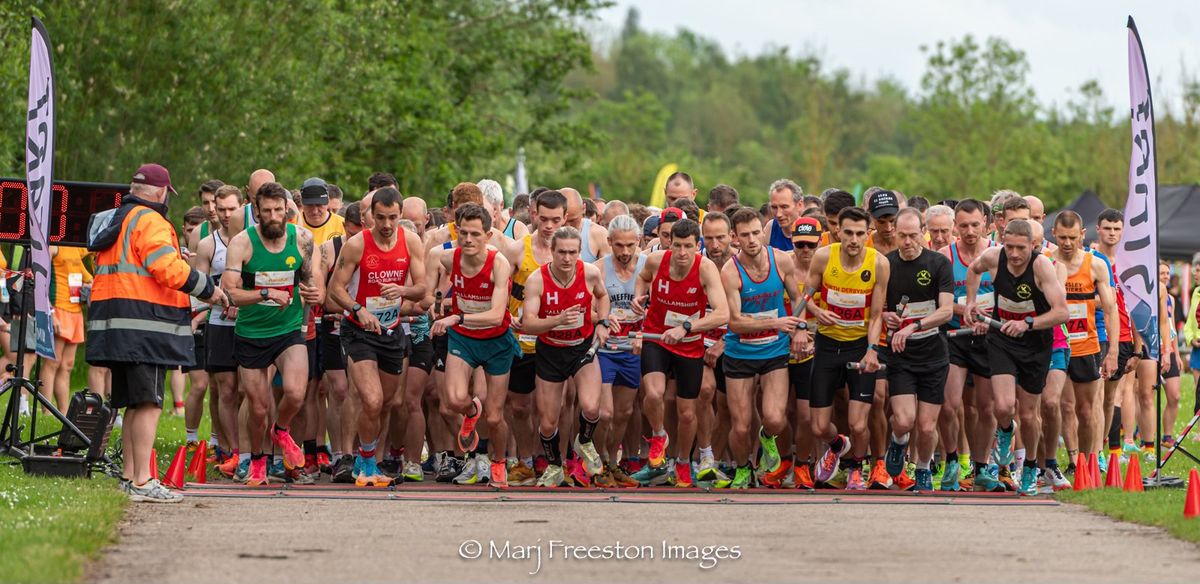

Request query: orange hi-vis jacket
[{"left": 86, "top": 197, "right": 215, "bottom": 367}]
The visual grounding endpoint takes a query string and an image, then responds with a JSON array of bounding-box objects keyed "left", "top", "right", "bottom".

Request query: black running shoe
[
  {"left": 436, "top": 456, "right": 464, "bottom": 483},
  {"left": 379, "top": 458, "right": 402, "bottom": 479},
  {"left": 331, "top": 455, "right": 355, "bottom": 484}
]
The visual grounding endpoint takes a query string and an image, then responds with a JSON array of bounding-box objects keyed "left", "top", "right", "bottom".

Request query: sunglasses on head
[{"left": 792, "top": 240, "right": 818, "bottom": 249}]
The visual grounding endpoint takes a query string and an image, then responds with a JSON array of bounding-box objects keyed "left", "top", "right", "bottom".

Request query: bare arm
[
  {"left": 328, "top": 233, "right": 365, "bottom": 313},
  {"left": 190, "top": 235, "right": 213, "bottom": 274},
  {"left": 297, "top": 228, "right": 323, "bottom": 305},
  {"left": 519, "top": 270, "right": 558, "bottom": 335},
  {"left": 690, "top": 257, "right": 729, "bottom": 333},
  {"left": 1032, "top": 256, "right": 1068, "bottom": 330},
  {"left": 591, "top": 223, "right": 611, "bottom": 259},
  {"left": 963, "top": 247, "right": 999, "bottom": 326},
  {"left": 220, "top": 233, "right": 265, "bottom": 306},
  {"left": 865, "top": 255, "right": 890, "bottom": 349}
]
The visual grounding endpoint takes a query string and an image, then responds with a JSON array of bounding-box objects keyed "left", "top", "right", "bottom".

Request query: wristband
[{"left": 868, "top": 343, "right": 880, "bottom": 352}]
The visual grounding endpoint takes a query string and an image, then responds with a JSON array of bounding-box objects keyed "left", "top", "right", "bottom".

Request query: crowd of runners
[{"left": 4, "top": 170, "right": 1198, "bottom": 499}]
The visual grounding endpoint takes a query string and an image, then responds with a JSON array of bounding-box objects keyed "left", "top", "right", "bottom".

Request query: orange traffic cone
[
  {"left": 1185, "top": 469, "right": 1200, "bottom": 518},
  {"left": 187, "top": 441, "right": 208, "bottom": 484},
  {"left": 149, "top": 448, "right": 159, "bottom": 479},
  {"left": 163, "top": 445, "right": 188, "bottom": 489},
  {"left": 1123, "top": 454, "right": 1144, "bottom": 492},
  {"left": 1105, "top": 453, "right": 1122, "bottom": 488},
  {"left": 1088, "top": 453, "right": 1101, "bottom": 490},
  {"left": 1073, "top": 453, "right": 1090, "bottom": 490}
]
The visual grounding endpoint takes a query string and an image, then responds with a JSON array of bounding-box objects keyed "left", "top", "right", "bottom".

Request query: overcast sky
[{"left": 593, "top": 1, "right": 1200, "bottom": 114}]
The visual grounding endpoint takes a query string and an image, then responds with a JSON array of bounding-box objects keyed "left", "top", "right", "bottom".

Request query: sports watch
[
  {"left": 682, "top": 320, "right": 693, "bottom": 334},
  {"left": 259, "top": 288, "right": 269, "bottom": 301},
  {"left": 1024, "top": 316, "right": 1034, "bottom": 331}
]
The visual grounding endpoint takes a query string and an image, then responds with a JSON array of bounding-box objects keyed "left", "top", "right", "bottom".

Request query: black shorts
[
  {"left": 432, "top": 332, "right": 449, "bottom": 373},
  {"left": 340, "top": 322, "right": 408, "bottom": 375},
  {"left": 1105, "top": 341, "right": 1135, "bottom": 381},
  {"left": 319, "top": 327, "right": 346, "bottom": 372},
  {"left": 641, "top": 342, "right": 704, "bottom": 400},
  {"left": 1166, "top": 351, "right": 1182, "bottom": 379},
  {"left": 1068, "top": 353, "right": 1102, "bottom": 384},
  {"left": 509, "top": 352, "right": 537, "bottom": 395},
  {"left": 790, "top": 359, "right": 813, "bottom": 401},
  {"left": 535, "top": 338, "right": 595, "bottom": 383},
  {"left": 108, "top": 362, "right": 168, "bottom": 409},
  {"left": 948, "top": 334, "right": 991, "bottom": 378},
  {"left": 408, "top": 336, "right": 435, "bottom": 374},
  {"left": 987, "top": 336, "right": 1051, "bottom": 395},
  {"left": 809, "top": 334, "right": 874, "bottom": 409},
  {"left": 306, "top": 337, "right": 321, "bottom": 380},
  {"left": 204, "top": 325, "right": 238, "bottom": 373},
  {"left": 235, "top": 331, "right": 305, "bottom": 370},
  {"left": 183, "top": 326, "right": 206, "bottom": 373},
  {"left": 723, "top": 354, "right": 789, "bottom": 380},
  {"left": 887, "top": 358, "right": 949, "bottom": 405},
  {"left": 713, "top": 356, "right": 726, "bottom": 394}
]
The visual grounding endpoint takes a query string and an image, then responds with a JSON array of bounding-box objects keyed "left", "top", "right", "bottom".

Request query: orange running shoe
[
  {"left": 245, "top": 457, "right": 268, "bottom": 486},
  {"left": 490, "top": 461, "right": 508, "bottom": 488},
  {"left": 892, "top": 471, "right": 916, "bottom": 491},
  {"left": 647, "top": 434, "right": 669, "bottom": 468},
  {"left": 793, "top": 462, "right": 815, "bottom": 489},
  {"left": 674, "top": 460, "right": 693, "bottom": 488},
  {"left": 217, "top": 454, "right": 240, "bottom": 478},
  {"left": 593, "top": 468, "right": 618, "bottom": 489},
  {"left": 317, "top": 451, "right": 332, "bottom": 474},
  {"left": 868, "top": 459, "right": 892, "bottom": 490},
  {"left": 564, "top": 458, "right": 591, "bottom": 487},
  {"left": 610, "top": 464, "right": 640, "bottom": 488},
  {"left": 761, "top": 459, "right": 794, "bottom": 488},
  {"left": 270, "top": 426, "right": 305, "bottom": 470},
  {"left": 457, "top": 396, "right": 482, "bottom": 453}
]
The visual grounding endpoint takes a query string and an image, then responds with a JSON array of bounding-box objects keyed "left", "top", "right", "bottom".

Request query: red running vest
[
  {"left": 644, "top": 251, "right": 706, "bottom": 358},
  {"left": 537, "top": 261, "right": 593, "bottom": 347},
  {"left": 450, "top": 248, "right": 512, "bottom": 339}
]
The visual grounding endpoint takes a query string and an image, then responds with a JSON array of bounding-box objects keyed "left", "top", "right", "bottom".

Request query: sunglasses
[{"left": 792, "top": 240, "right": 818, "bottom": 249}]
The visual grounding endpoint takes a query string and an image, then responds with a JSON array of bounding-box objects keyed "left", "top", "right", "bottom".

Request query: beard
[{"left": 261, "top": 219, "right": 286, "bottom": 240}]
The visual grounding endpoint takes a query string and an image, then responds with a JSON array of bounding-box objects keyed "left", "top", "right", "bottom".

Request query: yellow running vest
[{"left": 817, "top": 244, "right": 876, "bottom": 342}]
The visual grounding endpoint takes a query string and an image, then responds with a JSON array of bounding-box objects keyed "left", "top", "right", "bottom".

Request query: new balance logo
[
  {"left": 576, "top": 292, "right": 586, "bottom": 299},
  {"left": 687, "top": 287, "right": 698, "bottom": 294}
]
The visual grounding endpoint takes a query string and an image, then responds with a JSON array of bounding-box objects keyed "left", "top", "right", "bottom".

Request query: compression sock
[
  {"left": 540, "top": 430, "right": 562, "bottom": 466},
  {"left": 578, "top": 412, "right": 599, "bottom": 444}
]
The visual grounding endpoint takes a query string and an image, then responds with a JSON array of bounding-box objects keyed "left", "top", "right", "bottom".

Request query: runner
[
  {"left": 865, "top": 190, "right": 901, "bottom": 489},
  {"left": 1092, "top": 209, "right": 1138, "bottom": 459},
  {"left": 937, "top": 199, "right": 994, "bottom": 491},
  {"left": 964, "top": 219, "right": 1069, "bottom": 495},
  {"left": 630, "top": 218, "right": 729, "bottom": 487},
  {"left": 926, "top": 205, "right": 955, "bottom": 251},
  {"left": 1050, "top": 211, "right": 1119, "bottom": 466},
  {"left": 786, "top": 216, "right": 823, "bottom": 489},
  {"left": 880, "top": 209, "right": 954, "bottom": 491},
  {"left": 698, "top": 212, "right": 735, "bottom": 486},
  {"left": 328, "top": 187, "right": 426, "bottom": 487},
  {"left": 562, "top": 187, "right": 611, "bottom": 263},
  {"left": 319, "top": 204, "right": 364, "bottom": 483},
  {"left": 595, "top": 214, "right": 647, "bottom": 488},
  {"left": 720, "top": 208, "right": 806, "bottom": 489},
  {"left": 765, "top": 179, "right": 804, "bottom": 251},
  {"left": 221, "top": 182, "right": 324, "bottom": 486},
  {"left": 520, "top": 226, "right": 611, "bottom": 487},
  {"left": 803, "top": 206, "right": 888, "bottom": 491},
  {"left": 428, "top": 203, "right": 520, "bottom": 486}
]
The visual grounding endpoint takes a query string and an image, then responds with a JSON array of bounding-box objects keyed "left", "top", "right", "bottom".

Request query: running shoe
[
  {"left": 959, "top": 454, "right": 972, "bottom": 480},
  {"left": 868, "top": 459, "right": 892, "bottom": 490},
  {"left": 270, "top": 426, "right": 305, "bottom": 470},
  {"left": 674, "top": 461, "right": 694, "bottom": 488},
  {"left": 287, "top": 467, "right": 316, "bottom": 485},
  {"left": 490, "top": 461, "right": 508, "bottom": 488},
  {"left": 1018, "top": 466, "right": 1038, "bottom": 496},
  {"left": 647, "top": 434, "right": 669, "bottom": 468},
  {"left": 420, "top": 453, "right": 437, "bottom": 475},
  {"left": 757, "top": 427, "right": 781, "bottom": 473},
  {"left": 509, "top": 460, "right": 536, "bottom": 486},
  {"left": 651, "top": 461, "right": 675, "bottom": 486},
  {"left": 845, "top": 467, "right": 866, "bottom": 490},
  {"left": 731, "top": 465, "right": 753, "bottom": 489},
  {"left": 815, "top": 435, "right": 851, "bottom": 484},
  {"left": 620, "top": 457, "right": 645, "bottom": 475},
  {"left": 436, "top": 456, "right": 464, "bottom": 483},
  {"left": 246, "top": 457, "right": 269, "bottom": 486},
  {"left": 1122, "top": 441, "right": 1141, "bottom": 455},
  {"left": 1142, "top": 446, "right": 1157, "bottom": 462},
  {"left": 793, "top": 462, "right": 815, "bottom": 490},
  {"left": 630, "top": 462, "right": 669, "bottom": 486},
  {"left": 355, "top": 456, "right": 394, "bottom": 487},
  {"left": 564, "top": 458, "right": 591, "bottom": 487},
  {"left": 994, "top": 422, "right": 1015, "bottom": 467},
  {"left": 269, "top": 459, "right": 287, "bottom": 482},
  {"left": 884, "top": 436, "right": 907, "bottom": 477},
  {"left": 696, "top": 452, "right": 718, "bottom": 482},
  {"left": 128, "top": 479, "right": 184, "bottom": 503},
  {"left": 184, "top": 440, "right": 200, "bottom": 461},
  {"left": 1097, "top": 453, "right": 1108, "bottom": 474},
  {"left": 914, "top": 468, "right": 934, "bottom": 491},
  {"left": 233, "top": 457, "right": 251, "bottom": 482},
  {"left": 594, "top": 467, "right": 618, "bottom": 488},
  {"left": 452, "top": 456, "right": 479, "bottom": 484},
  {"left": 972, "top": 467, "right": 1003, "bottom": 492},
  {"left": 379, "top": 458, "right": 402, "bottom": 479},
  {"left": 403, "top": 461, "right": 425, "bottom": 482},
  {"left": 457, "top": 396, "right": 482, "bottom": 453},
  {"left": 574, "top": 436, "right": 603, "bottom": 477},
  {"left": 892, "top": 470, "right": 916, "bottom": 491},
  {"left": 610, "top": 464, "right": 640, "bottom": 488},
  {"left": 534, "top": 455, "right": 549, "bottom": 476},
  {"left": 1163, "top": 436, "right": 1177, "bottom": 449},
  {"left": 317, "top": 451, "right": 333, "bottom": 474},
  {"left": 302, "top": 455, "right": 321, "bottom": 480},
  {"left": 332, "top": 455, "right": 356, "bottom": 484},
  {"left": 761, "top": 459, "right": 793, "bottom": 488},
  {"left": 537, "top": 464, "right": 565, "bottom": 487},
  {"left": 939, "top": 458, "right": 961, "bottom": 491},
  {"left": 997, "top": 465, "right": 1016, "bottom": 492},
  {"left": 217, "top": 455, "right": 240, "bottom": 479}
]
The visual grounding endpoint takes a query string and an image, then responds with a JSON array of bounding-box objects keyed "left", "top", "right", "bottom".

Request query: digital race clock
[{"left": 0, "top": 179, "right": 126, "bottom": 247}]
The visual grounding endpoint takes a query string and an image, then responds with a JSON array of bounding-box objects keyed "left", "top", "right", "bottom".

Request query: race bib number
[
  {"left": 611, "top": 306, "right": 638, "bottom": 324},
  {"left": 1066, "top": 302, "right": 1089, "bottom": 343},
  {"left": 664, "top": 309, "right": 701, "bottom": 342},
  {"left": 255, "top": 271, "right": 294, "bottom": 307},
  {"left": 366, "top": 296, "right": 401, "bottom": 328},
  {"left": 457, "top": 295, "right": 494, "bottom": 330},
  {"left": 740, "top": 309, "right": 780, "bottom": 345},
  {"left": 956, "top": 292, "right": 994, "bottom": 314},
  {"left": 826, "top": 289, "right": 867, "bottom": 328},
  {"left": 68, "top": 273, "right": 83, "bottom": 304},
  {"left": 904, "top": 300, "right": 938, "bottom": 340},
  {"left": 552, "top": 311, "right": 584, "bottom": 331},
  {"left": 996, "top": 295, "right": 1034, "bottom": 321}
]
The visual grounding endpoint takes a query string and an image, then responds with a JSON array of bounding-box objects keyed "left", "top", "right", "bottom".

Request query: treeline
[{"left": 2, "top": 3, "right": 1199, "bottom": 217}]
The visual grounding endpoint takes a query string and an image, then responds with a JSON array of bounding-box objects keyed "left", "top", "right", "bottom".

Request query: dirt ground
[{"left": 91, "top": 495, "right": 1200, "bottom": 584}]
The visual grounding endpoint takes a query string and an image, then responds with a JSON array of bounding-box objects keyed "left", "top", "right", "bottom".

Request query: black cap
[
  {"left": 867, "top": 190, "right": 900, "bottom": 218},
  {"left": 300, "top": 177, "right": 329, "bottom": 205}
]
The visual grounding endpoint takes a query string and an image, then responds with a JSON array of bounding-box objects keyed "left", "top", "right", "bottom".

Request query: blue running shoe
[
  {"left": 1097, "top": 453, "right": 1108, "bottom": 475},
  {"left": 973, "top": 467, "right": 1004, "bottom": 492},
  {"left": 885, "top": 436, "right": 907, "bottom": 477},
  {"left": 269, "top": 458, "right": 286, "bottom": 481},
  {"left": 233, "top": 458, "right": 251, "bottom": 482},
  {"left": 939, "top": 458, "right": 960, "bottom": 491},
  {"left": 630, "top": 463, "right": 669, "bottom": 486},
  {"left": 995, "top": 423, "right": 1015, "bottom": 466},
  {"left": 1018, "top": 466, "right": 1038, "bottom": 496},
  {"left": 914, "top": 468, "right": 934, "bottom": 491}
]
